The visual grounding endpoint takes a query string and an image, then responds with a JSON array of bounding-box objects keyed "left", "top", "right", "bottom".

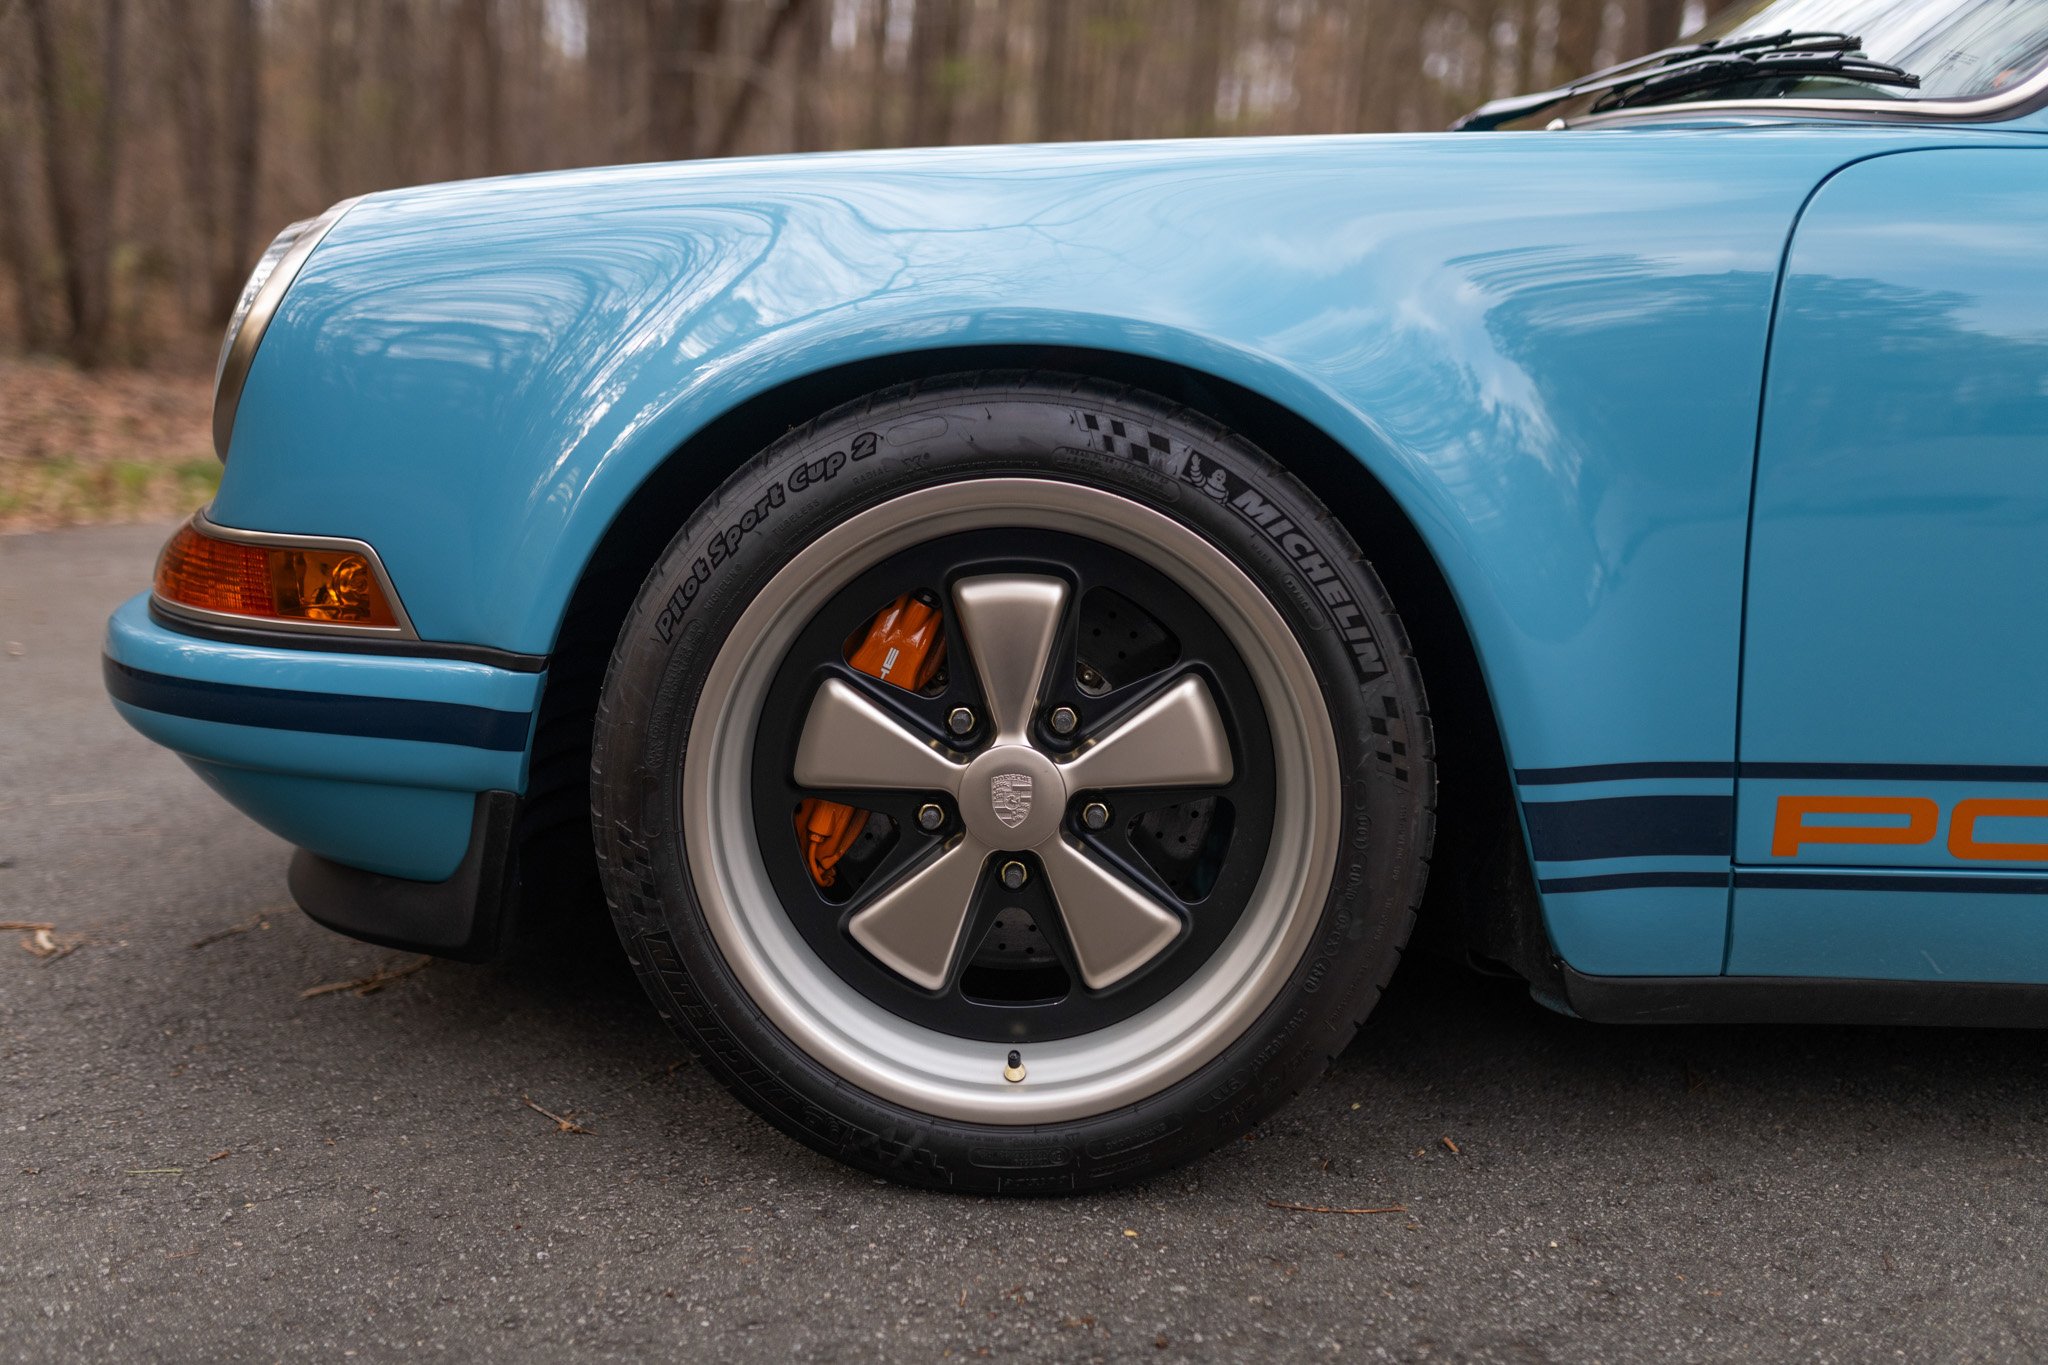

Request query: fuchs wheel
[{"left": 591, "top": 373, "right": 1433, "bottom": 1192}]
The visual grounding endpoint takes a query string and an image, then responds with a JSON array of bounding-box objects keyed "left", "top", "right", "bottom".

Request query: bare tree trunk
[
  {"left": 586, "top": 0, "right": 633, "bottom": 159},
  {"left": 25, "top": 0, "right": 126, "bottom": 367},
  {"left": 378, "top": 3, "right": 420, "bottom": 185},
  {"left": 1633, "top": 0, "right": 1686, "bottom": 53},
  {"left": 0, "top": 29, "right": 51, "bottom": 352},
  {"left": 981, "top": 0, "right": 1012, "bottom": 143},
  {"left": 710, "top": 0, "right": 816, "bottom": 157},
  {"left": 693, "top": 0, "right": 727, "bottom": 153},
  {"left": 1036, "top": 0, "right": 1070, "bottom": 139},
  {"left": 314, "top": 1, "right": 347, "bottom": 198},
  {"left": 0, "top": 148, "right": 47, "bottom": 350},
  {"left": 908, "top": 0, "right": 966, "bottom": 145},
  {"left": 90, "top": 0, "right": 125, "bottom": 347},
  {"left": 164, "top": 0, "right": 220, "bottom": 324},
  {"left": 792, "top": 0, "right": 831, "bottom": 150},
  {"left": 1515, "top": 0, "right": 1541, "bottom": 93},
  {"left": 213, "top": 0, "right": 258, "bottom": 324},
  {"left": 1185, "top": 0, "right": 1227, "bottom": 135},
  {"left": 1551, "top": 0, "right": 1605, "bottom": 86},
  {"left": 1363, "top": 0, "right": 1424, "bottom": 130},
  {"left": 444, "top": 0, "right": 507, "bottom": 175},
  {"left": 478, "top": 0, "right": 505, "bottom": 173},
  {"left": 647, "top": 0, "right": 722, "bottom": 159},
  {"left": 446, "top": 2, "right": 473, "bottom": 174},
  {"left": 864, "top": 0, "right": 890, "bottom": 147},
  {"left": 1342, "top": 0, "right": 1375, "bottom": 132},
  {"left": 1102, "top": 0, "right": 1140, "bottom": 139}
]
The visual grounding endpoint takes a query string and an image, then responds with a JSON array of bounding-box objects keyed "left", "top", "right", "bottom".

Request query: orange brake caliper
[{"left": 796, "top": 595, "right": 947, "bottom": 887}]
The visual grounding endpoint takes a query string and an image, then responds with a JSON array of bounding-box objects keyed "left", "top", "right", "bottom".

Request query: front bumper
[{"left": 104, "top": 594, "right": 545, "bottom": 953}]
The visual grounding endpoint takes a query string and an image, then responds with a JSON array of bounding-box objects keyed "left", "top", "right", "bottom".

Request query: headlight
[{"left": 211, "top": 196, "right": 361, "bottom": 461}]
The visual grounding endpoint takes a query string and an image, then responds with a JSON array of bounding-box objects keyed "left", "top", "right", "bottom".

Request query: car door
[{"left": 1733, "top": 147, "right": 2048, "bottom": 981}]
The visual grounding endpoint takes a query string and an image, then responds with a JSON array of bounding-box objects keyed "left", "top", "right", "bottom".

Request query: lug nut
[
  {"left": 999, "top": 860, "right": 1028, "bottom": 890},
  {"left": 1081, "top": 801, "right": 1110, "bottom": 831},
  {"left": 916, "top": 803, "right": 945, "bottom": 832},
  {"left": 946, "top": 706, "right": 976, "bottom": 736},
  {"left": 1048, "top": 705, "right": 1078, "bottom": 736}
]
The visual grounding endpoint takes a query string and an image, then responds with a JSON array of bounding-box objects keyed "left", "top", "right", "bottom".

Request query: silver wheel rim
[{"left": 684, "top": 478, "right": 1340, "bottom": 1125}]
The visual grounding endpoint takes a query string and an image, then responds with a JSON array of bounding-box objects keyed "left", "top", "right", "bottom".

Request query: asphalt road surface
[{"left": 5, "top": 522, "right": 2047, "bottom": 1362}]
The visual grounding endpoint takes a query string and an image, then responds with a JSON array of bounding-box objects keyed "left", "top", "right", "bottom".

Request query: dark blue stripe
[
  {"left": 1735, "top": 871, "right": 2048, "bottom": 896},
  {"left": 104, "top": 657, "right": 530, "bottom": 753},
  {"left": 1517, "top": 762, "right": 1734, "bottom": 785},
  {"left": 1523, "top": 794, "right": 1733, "bottom": 862},
  {"left": 1740, "top": 761, "right": 2048, "bottom": 784},
  {"left": 1539, "top": 871, "right": 1729, "bottom": 894},
  {"left": 1521, "top": 760, "right": 2048, "bottom": 787}
]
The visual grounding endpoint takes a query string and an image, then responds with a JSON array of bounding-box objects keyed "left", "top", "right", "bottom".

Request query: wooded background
[{"left": 0, "top": 0, "right": 1723, "bottom": 370}]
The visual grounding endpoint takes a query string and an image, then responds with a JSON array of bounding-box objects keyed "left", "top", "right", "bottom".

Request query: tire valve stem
[{"left": 1004, "top": 1050, "right": 1027, "bottom": 1084}]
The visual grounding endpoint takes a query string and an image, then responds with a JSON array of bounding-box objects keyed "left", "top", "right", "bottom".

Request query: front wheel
[{"left": 591, "top": 374, "right": 1433, "bottom": 1192}]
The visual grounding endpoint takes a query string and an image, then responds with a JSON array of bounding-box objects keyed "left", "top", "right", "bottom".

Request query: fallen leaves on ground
[
  {"left": 0, "top": 357, "right": 217, "bottom": 532},
  {"left": 299, "top": 955, "right": 432, "bottom": 998},
  {"left": 522, "top": 1094, "right": 596, "bottom": 1135},
  {"left": 16, "top": 925, "right": 85, "bottom": 961}
]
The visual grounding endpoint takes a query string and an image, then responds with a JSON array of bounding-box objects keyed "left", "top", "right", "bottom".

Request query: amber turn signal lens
[{"left": 154, "top": 520, "right": 400, "bottom": 629}]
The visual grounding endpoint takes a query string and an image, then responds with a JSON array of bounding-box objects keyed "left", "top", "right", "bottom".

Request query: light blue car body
[{"left": 106, "top": 106, "right": 2048, "bottom": 985}]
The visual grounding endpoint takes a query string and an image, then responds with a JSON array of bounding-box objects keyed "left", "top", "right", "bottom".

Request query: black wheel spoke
[
  {"left": 937, "top": 863, "right": 1039, "bottom": 997},
  {"left": 951, "top": 857, "right": 1089, "bottom": 1001},
  {"left": 1077, "top": 823, "right": 1192, "bottom": 908},
  {"left": 836, "top": 817, "right": 959, "bottom": 911}
]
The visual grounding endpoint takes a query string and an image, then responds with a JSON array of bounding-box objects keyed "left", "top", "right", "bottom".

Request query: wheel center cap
[{"left": 959, "top": 745, "right": 1065, "bottom": 849}]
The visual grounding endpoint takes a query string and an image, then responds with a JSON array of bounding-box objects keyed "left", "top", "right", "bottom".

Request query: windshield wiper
[
  {"left": 1590, "top": 46, "right": 1919, "bottom": 113},
  {"left": 1454, "top": 30, "right": 1919, "bottom": 130}
]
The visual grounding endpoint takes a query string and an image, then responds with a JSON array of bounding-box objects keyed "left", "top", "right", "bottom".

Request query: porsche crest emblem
[{"left": 989, "top": 772, "right": 1033, "bottom": 830}]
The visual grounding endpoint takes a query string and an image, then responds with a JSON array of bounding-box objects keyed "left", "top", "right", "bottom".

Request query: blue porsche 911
[{"left": 105, "top": 0, "right": 2048, "bottom": 1191}]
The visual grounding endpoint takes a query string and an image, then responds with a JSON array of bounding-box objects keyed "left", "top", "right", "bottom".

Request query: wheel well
[{"left": 518, "top": 346, "right": 1550, "bottom": 984}]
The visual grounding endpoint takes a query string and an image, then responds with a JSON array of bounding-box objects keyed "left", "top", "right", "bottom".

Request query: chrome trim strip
[
  {"left": 211, "top": 196, "right": 363, "bottom": 461},
  {"left": 151, "top": 508, "right": 419, "bottom": 641},
  {"left": 1560, "top": 58, "right": 2048, "bottom": 128}
]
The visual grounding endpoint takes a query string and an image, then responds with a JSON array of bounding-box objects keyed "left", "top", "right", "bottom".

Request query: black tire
[{"left": 590, "top": 372, "right": 1434, "bottom": 1193}]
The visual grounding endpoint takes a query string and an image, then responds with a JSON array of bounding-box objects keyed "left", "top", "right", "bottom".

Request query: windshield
[
  {"left": 1478, "top": 0, "right": 2048, "bottom": 127},
  {"left": 1695, "top": 0, "right": 2048, "bottom": 98}
]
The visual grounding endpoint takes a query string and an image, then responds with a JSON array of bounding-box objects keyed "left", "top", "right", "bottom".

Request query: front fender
[{"left": 215, "top": 130, "right": 1935, "bottom": 788}]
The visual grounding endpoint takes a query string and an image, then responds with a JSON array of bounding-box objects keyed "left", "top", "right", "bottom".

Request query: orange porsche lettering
[
  {"left": 1947, "top": 798, "right": 2048, "bottom": 862},
  {"left": 1771, "top": 796, "right": 1938, "bottom": 858},
  {"left": 1773, "top": 794, "right": 2048, "bottom": 862}
]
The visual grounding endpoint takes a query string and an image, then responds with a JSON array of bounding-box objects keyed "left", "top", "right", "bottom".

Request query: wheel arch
[{"left": 520, "top": 346, "right": 1551, "bottom": 987}]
